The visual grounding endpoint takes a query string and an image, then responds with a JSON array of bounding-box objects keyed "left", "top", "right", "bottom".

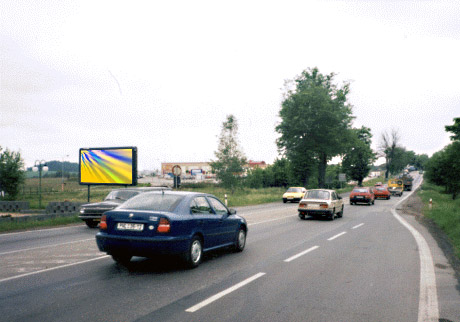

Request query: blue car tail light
[{"left": 157, "top": 217, "right": 171, "bottom": 233}]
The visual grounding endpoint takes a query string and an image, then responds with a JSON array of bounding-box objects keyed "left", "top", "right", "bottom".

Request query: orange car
[{"left": 373, "top": 186, "right": 391, "bottom": 200}]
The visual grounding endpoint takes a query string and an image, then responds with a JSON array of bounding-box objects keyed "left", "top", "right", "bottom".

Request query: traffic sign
[{"left": 172, "top": 165, "right": 182, "bottom": 176}]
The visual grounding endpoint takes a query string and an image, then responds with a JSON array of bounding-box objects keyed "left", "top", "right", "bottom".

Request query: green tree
[
  {"left": 244, "top": 168, "right": 265, "bottom": 189},
  {"left": 389, "top": 147, "right": 410, "bottom": 175},
  {"left": 270, "top": 158, "right": 293, "bottom": 187},
  {"left": 210, "top": 115, "right": 247, "bottom": 193},
  {"left": 276, "top": 67, "right": 354, "bottom": 188},
  {"left": 342, "top": 126, "right": 376, "bottom": 186},
  {"left": 425, "top": 142, "right": 460, "bottom": 199},
  {"left": 0, "top": 147, "right": 26, "bottom": 200},
  {"left": 445, "top": 117, "right": 460, "bottom": 141},
  {"left": 414, "top": 154, "right": 429, "bottom": 170},
  {"left": 425, "top": 118, "right": 460, "bottom": 199}
]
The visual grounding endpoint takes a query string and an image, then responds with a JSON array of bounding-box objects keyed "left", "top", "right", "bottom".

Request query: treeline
[
  {"left": 244, "top": 160, "right": 345, "bottom": 189},
  {"left": 425, "top": 118, "right": 460, "bottom": 199},
  {"left": 210, "top": 67, "right": 430, "bottom": 192}
]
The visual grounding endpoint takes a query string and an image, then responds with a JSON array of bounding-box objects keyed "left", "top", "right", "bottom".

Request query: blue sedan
[{"left": 96, "top": 191, "right": 247, "bottom": 268}]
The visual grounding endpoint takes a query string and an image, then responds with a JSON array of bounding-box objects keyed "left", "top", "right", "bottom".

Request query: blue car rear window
[{"left": 118, "top": 194, "right": 184, "bottom": 212}]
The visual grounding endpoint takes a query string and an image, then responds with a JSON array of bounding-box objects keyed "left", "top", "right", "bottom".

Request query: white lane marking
[
  {"left": 391, "top": 177, "right": 438, "bottom": 322},
  {"left": 284, "top": 246, "right": 319, "bottom": 263},
  {"left": 0, "top": 238, "right": 95, "bottom": 256},
  {"left": 185, "top": 272, "right": 266, "bottom": 313},
  {"left": 327, "top": 232, "right": 347, "bottom": 241},
  {"left": 0, "top": 255, "right": 110, "bottom": 284},
  {"left": 352, "top": 223, "right": 364, "bottom": 230},
  {"left": 247, "top": 214, "right": 296, "bottom": 226}
]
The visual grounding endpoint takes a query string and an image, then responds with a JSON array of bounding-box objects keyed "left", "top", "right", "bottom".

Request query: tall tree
[
  {"left": 445, "top": 117, "right": 460, "bottom": 141},
  {"left": 276, "top": 67, "right": 354, "bottom": 188},
  {"left": 342, "top": 126, "right": 376, "bottom": 186},
  {"left": 210, "top": 115, "right": 247, "bottom": 193},
  {"left": 425, "top": 142, "right": 460, "bottom": 199},
  {"left": 389, "top": 147, "right": 411, "bottom": 174},
  {"left": 0, "top": 147, "right": 26, "bottom": 200},
  {"left": 426, "top": 117, "right": 460, "bottom": 199},
  {"left": 379, "top": 129, "right": 401, "bottom": 179}
]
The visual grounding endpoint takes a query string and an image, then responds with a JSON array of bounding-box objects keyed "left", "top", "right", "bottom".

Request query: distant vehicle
[
  {"left": 298, "top": 189, "right": 344, "bottom": 220},
  {"left": 399, "top": 174, "right": 413, "bottom": 191},
  {"left": 419, "top": 170, "right": 424, "bottom": 174},
  {"left": 79, "top": 187, "right": 170, "bottom": 228},
  {"left": 283, "top": 187, "right": 306, "bottom": 203},
  {"left": 96, "top": 191, "right": 247, "bottom": 268},
  {"left": 408, "top": 166, "right": 416, "bottom": 172},
  {"left": 388, "top": 179, "right": 404, "bottom": 197},
  {"left": 349, "top": 187, "right": 375, "bottom": 205},
  {"left": 373, "top": 186, "right": 391, "bottom": 200}
]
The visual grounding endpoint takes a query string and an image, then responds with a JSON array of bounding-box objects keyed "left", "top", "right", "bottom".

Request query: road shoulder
[{"left": 401, "top": 190, "right": 460, "bottom": 321}]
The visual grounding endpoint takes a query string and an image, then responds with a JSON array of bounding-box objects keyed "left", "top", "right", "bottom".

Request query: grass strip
[
  {"left": 0, "top": 215, "right": 81, "bottom": 233},
  {"left": 418, "top": 182, "right": 460, "bottom": 259}
]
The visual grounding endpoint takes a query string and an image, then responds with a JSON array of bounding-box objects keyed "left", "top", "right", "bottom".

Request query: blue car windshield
[{"left": 118, "top": 193, "right": 184, "bottom": 212}]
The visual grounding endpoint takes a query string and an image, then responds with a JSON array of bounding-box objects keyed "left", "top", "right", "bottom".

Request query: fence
[{"left": 21, "top": 187, "right": 59, "bottom": 195}]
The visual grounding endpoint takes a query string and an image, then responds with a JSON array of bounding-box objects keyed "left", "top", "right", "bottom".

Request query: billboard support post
[{"left": 87, "top": 185, "right": 90, "bottom": 202}]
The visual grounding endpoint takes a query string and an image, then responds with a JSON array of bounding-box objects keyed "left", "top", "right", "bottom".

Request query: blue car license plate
[{"left": 117, "top": 222, "right": 144, "bottom": 231}]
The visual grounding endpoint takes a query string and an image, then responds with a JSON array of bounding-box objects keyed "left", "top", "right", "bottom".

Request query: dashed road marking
[
  {"left": 284, "top": 246, "right": 320, "bottom": 263},
  {"left": 185, "top": 272, "right": 266, "bottom": 313},
  {"left": 327, "top": 232, "right": 347, "bottom": 241}
]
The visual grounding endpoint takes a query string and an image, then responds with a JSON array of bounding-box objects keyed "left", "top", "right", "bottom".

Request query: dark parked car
[
  {"left": 79, "top": 187, "right": 170, "bottom": 228},
  {"left": 96, "top": 191, "right": 247, "bottom": 268}
]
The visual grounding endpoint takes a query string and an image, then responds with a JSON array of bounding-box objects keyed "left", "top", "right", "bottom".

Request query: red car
[
  {"left": 349, "top": 187, "right": 375, "bottom": 205},
  {"left": 373, "top": 186, "right": 391, "bottom": 200}
]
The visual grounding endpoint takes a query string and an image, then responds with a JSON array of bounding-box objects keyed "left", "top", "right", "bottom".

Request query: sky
[{"left": 1, "top": 0, "right": 459, "bottom": 171}]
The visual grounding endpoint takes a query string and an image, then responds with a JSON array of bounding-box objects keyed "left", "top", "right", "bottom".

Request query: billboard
[{"left": 79, "top": 147, "right": 137, "bottom": 186}]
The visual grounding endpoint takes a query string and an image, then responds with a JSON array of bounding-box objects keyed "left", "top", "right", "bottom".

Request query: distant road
[{"left": 0, "top": 173, "right": 459, "bottom": 321}]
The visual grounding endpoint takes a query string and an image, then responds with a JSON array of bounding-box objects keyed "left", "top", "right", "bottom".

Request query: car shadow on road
[
  {"left": 103, "top": 248, "right": 237, "bottom": 275},
  {"left": 303, "top": 216, "right": 339, "bottom": 221}
]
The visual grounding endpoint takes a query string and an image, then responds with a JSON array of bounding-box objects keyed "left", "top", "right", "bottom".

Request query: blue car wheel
[
  {"left": 184, "top": 236, "right": 203, "bottom": 268},
  {"left": 234, "top": 228, "right": 246, "bottom": 252}
]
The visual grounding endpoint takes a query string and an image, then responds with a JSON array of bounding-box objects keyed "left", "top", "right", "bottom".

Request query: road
[{"left": 0, "top": 174, "right": 459, "bottom": 322}]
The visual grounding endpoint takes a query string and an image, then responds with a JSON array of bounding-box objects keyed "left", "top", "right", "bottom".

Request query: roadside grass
[
  {"left": 0, "top": 215, "right": 82, "bottom": 233},
  {"left": 17, "top": 177, "right": 154, "bottom": 209},
  {"left": 418, "top": 182, "right": 460, "bottom": 259},
  {"left": 180, "top": 185, "right": 286, "bottom": 207}
]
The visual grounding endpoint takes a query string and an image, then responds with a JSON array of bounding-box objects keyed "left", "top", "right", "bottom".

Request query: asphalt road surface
[{"left": 0, "top": 174, "right": 459, "bottom": 322}]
